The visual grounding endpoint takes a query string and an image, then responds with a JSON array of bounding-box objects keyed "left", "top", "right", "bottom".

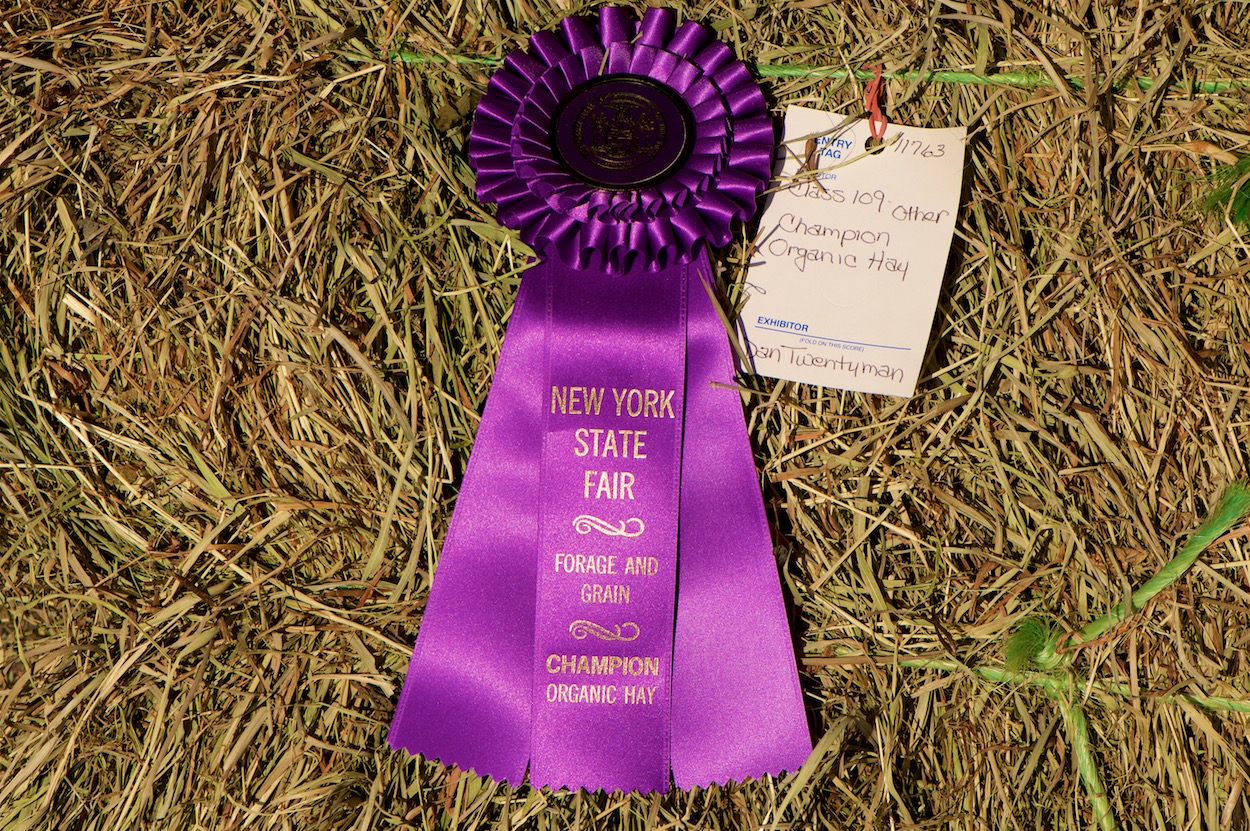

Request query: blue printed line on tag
[{"left": 752, "top": 324, "right": 912, "bottom": 352}]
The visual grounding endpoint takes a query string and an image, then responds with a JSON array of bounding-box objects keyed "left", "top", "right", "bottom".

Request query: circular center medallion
[{"left": 552, "top": 75, "right": 694, "bottom": 190}]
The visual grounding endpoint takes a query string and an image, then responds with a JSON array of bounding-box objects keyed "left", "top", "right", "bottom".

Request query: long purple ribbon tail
[
  {"left": 671, "top": 255, "right": 811, "bottom": 786},
  {"left": 530, "top": 258, "right": 685, "bottom": 792},
  {"left": 387, "top": 273, "right": 544, "bottom": 782},
  {"left": 390, "top": 254, "right": 810, "bottom": 790}
]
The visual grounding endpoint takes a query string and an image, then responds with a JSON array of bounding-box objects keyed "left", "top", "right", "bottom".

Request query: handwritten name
[{"left": 750, "top": 345, "right": 904, "bottom": 383}]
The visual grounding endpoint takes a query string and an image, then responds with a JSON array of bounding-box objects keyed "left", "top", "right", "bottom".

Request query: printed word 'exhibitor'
[{"left": 756, "top": 317, "right": 809, "bottom": 332}]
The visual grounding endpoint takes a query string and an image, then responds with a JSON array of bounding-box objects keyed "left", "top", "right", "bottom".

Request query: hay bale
[{"left": 2, "top": 1, "right": 1249, "bottom": 828}]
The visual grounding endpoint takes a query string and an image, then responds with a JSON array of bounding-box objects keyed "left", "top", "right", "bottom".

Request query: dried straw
[{"left": 3, "top": 1, "right": 1250, "bottom": 829}]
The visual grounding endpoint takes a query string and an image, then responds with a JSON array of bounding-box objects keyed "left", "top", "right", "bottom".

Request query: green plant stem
[
  {"left": 386, "top": 50, "right": 1250, "bottom": 94},
  {"left": 392, "top": 51, "right": 499, "bottom": 68},
  {"left": 1076, "top": 485, "right": 1250, "bottom": 645},
  {"left": 894, "top": 657, "right": 1250, "bottom": 829},
  {"left": 900, "top": 654, "right": 1250, "bottom": 830}
]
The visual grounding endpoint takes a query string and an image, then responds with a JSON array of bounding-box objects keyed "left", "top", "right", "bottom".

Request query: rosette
[
  {"left": 467, "top": 6, "right": 774, "bottom": 271},
  {"left": 390, "top": 6, "right": 810, "bottom": 794}
]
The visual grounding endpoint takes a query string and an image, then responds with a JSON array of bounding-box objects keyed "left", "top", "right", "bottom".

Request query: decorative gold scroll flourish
[
  {"left": 573, "top": 515, "right": 645, "bottom": 537},
  {"left": 569, "top": 620, "right": 640, "bottom": 641}
]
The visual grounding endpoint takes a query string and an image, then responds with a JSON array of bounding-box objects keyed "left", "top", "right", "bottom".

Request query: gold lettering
[
  {"left": 574, "top": 429, "right": 649, "bottom": 459},
  {"left": 580, "top": 583, "right": 631, "bottom": 604},
  {"left": 553, "top": 386, "right": 606, "bottom": 416},
  {"left": 584, "top": 387, "right": 604, "bottom": 415},
  {"left": 624, "top": 556, "right": 659, "bottom": 575},
  {"left": 623, "top": 685, "right": 657, "bottom": 704},
  {"left": 658, "top": 390, "right": 675, "bottom": 418},
  {"left": 554, "top": 552, "right": 617, "bottom": 574},
  {"left": 546, "top": 654, "right": 660, "bottom": 676},
  {"left": 610, "top": 388, "right": 676, "bottom": 419},
  {"left": 584, "top": 471, "right": 636, "bottom": 500},
  {"left": 644, "top": 389, "right": 659, "bottom": 417},
  {"left": 545, "top": 684, "right": 619, "bottom": 704}
]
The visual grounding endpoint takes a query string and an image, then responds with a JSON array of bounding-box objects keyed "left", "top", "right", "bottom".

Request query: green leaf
[{"left": 1201, "top": 156, "right": 1250, "bottom": 226}]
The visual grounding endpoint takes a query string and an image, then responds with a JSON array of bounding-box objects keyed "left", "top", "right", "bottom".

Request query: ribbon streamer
[{"left": 390, "top": 6, "right": 810, "bottom": 793}]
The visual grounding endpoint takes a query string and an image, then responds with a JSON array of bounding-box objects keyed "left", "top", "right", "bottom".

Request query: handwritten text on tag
[{"left": 740, "top": 106, "right": 966, "bottom": 397}]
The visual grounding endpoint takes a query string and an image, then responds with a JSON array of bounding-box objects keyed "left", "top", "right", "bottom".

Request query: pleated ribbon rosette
[{"left": 389, "top": 6, "right": 811, "bottom": 793}]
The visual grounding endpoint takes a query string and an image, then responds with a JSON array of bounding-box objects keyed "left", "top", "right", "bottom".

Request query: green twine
[
  {"left": 1004, "top": 616, "right": 1064, "bottom": 672},
  {"left": 394, "top": 52, "right": 498, "bottom": 68},
  {"left": 1063, "top": 696, "right": 1119, "bottom": 831},
  {"left": 1077, "top": 483, "right": 1250, "bottom": 645},
  {"left": 390, "top": 51, "right": 1250, "bottom": 94},
  {"left": 988, "top": 484, "right": 1250, "bottom": 830},
  {"left": 890, "top": 484, "right": 1250, "bottom": 831}
]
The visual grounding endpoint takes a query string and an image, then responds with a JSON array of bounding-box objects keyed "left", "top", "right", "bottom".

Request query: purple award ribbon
[{"left": 389, "top": 6, "right": 811, "bottom": 792}]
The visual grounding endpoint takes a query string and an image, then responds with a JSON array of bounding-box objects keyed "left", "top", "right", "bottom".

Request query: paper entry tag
[{"left": 739, "top": 106, "right": 966, "bottom": 397}]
